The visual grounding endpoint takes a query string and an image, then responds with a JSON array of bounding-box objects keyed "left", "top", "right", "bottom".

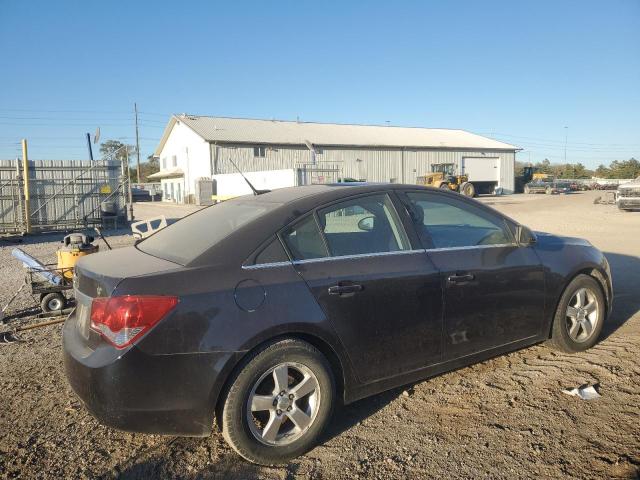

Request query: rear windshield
[{"left": 138, "top": 200, "right": 279, "bottom": 265}]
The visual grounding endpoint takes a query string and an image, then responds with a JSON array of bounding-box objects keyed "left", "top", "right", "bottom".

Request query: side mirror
[
  {"left": 517, "top": 225, "right": 537, "bottom": 246},
  {"left": 358, "top": 216, "right": 375, "bottom": 232}
]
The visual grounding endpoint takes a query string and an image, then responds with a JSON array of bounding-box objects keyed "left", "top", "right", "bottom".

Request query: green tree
[{"left": 99, "top": 139, "right": 136, "bottom": 163}]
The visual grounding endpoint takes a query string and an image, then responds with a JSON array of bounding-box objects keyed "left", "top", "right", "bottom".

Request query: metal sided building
[{"left": 152, "top": 115, "right": 519, "bottom": 203}]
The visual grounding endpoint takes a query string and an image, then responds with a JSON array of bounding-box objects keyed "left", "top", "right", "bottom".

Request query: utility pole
[
  {"left": 21, "top": 139, "right": 31, "bottom": 234},
  {"left": 134, "top": 102, "right": 141, "bottom": 183},
  {"left": 564, "top": 126, "right": 568, "bottom": 164}
]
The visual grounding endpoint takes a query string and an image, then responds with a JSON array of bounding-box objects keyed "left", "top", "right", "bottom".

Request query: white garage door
[{"left": 462, "top": 157, "right": 499, "bottom": 182}]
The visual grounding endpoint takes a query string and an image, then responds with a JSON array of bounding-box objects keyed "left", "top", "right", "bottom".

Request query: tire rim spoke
[
  {"left": 286, "top": 407, "right": 312, "bottom": 431},
  {"left": 581, "top": 318, "right": 593, "bottom": 337},
  {"left": 261, "top": 412, "right": 283, "bottom": 442},
  {"left": 574, "top": 288, "right": 586, "bottom": 308},
  {"left": 251, "top": 395, "right": 274, "bottom": 412},
  {"left": 566, "top": 306, "right": 579, "bottom": 318},
  {"left": 568, "top": 318, "right": 581, "bottom": 339},
  {"left": 272, "top": 365, "right": 289, "bottom": 394},
  {"left": 290, "top": 374, "right": 318, "bottom": 399}
]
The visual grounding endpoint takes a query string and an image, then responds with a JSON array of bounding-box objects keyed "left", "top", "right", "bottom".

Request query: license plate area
[{"left": 74, "top": 290, "right": 93, "bottom": 341}]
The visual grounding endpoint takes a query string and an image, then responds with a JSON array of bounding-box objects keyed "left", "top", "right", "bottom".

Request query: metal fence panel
[{"left": 0, "top": 159, "right": 126, "bottom": 234}]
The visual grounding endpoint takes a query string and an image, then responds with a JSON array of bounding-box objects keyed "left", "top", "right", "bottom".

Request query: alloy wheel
[
  {"left": 565, "top": 287, "right": 599, "bottom": 342},
  {"left": 246, "top": 362, "right": 321, "bottom": 446}
]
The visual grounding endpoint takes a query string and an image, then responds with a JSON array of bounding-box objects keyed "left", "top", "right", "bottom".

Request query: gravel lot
[{"left": 1, "top": 192, "right": 639, "bottom": 479}]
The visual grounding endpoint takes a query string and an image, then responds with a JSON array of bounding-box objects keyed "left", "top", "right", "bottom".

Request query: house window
[
  {"left": 161, "top": 157, "right": 167, "bottom": 169},
  {"left": 254, "top": 146, "right": 266, "bottom": 157},
  {"left": 171, "top": 155, "right": 177, "bottom": 167},
  {"left": 316, "top": 147, "right": 323, "bottom": 155}
]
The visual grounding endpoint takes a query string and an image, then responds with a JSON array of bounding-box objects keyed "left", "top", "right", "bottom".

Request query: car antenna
[{"left": 226, "top": 157, "right": 270, "bottom": 195}]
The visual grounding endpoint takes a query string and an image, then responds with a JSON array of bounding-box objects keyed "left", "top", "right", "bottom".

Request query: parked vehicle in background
[
  {"left": 594, "top": 182, "right": 619, "bottom": 191},
  {"left": 63, "top": 183, "right": 612, "bottom": 465},
  {"left": 131, "top": 187, "right": 152, "bottom": 202},
  {"left": 616, "top": 177, "right": 640, "bottom": 211},
  {"left": 524, "top": 180, "right": 571, "bottom": 195}
]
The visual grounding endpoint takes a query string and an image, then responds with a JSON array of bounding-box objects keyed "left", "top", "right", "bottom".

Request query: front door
[
  {"left": 401, "top": 191, "right": 545, "bottom": 360},
  {"left": 281, "top": 193, "right": 443, "bottom": 383}
]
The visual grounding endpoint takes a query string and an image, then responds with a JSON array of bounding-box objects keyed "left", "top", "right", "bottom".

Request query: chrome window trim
[
  {"left": 242, "top": 261, "right": 292, "bottom": 270},
  {"left": 426, "top": 243, "right": 517, "bottom": 252},
  {"left": 292, "top": 248, "right": 425, "bottom": 265}
]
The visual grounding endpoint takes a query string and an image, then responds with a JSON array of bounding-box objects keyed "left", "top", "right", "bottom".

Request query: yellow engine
[{"left": 57, "top": 233, "right": 99, "bottom": 279}]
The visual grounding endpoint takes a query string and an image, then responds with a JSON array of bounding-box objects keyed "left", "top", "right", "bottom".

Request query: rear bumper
[{"left": 62, "top": 314, "right": 239, "bottom": 437}]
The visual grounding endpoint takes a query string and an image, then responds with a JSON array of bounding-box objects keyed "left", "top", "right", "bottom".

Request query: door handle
[
  {"left": 447, "top": 273, "right": 475, "bottom": 284},
  {"left": 328, "top": 284, "right": 364, "bottom": 296}
]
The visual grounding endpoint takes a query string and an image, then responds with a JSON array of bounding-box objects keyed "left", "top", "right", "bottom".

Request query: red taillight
[{"left": 90, "top": 295, "right": 178, "bottom": 349}]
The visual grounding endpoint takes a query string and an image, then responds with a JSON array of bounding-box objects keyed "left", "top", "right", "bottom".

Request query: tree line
[{"left": 516, "top": 157, "right": 639, "bottom": 180}]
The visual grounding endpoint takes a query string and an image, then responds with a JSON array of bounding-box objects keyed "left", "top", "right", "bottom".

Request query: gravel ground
[{"left": 1, "top": 192, "right": 639, "bottom": 479}]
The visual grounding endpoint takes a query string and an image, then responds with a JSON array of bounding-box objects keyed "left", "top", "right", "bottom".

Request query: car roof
[{"left": 228, "top": 183, "right": 419, "bottom": 207}]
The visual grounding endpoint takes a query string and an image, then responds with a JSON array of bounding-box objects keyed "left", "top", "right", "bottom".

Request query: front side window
[
  {"left": 282, "top": 215, "right": 328, "bottom": 261},
  {"left": 317, "top": 194, "right": 410, "bottom": 257},
  {"left": 405, "top": 192, "right": 513, "bottom": 249}
]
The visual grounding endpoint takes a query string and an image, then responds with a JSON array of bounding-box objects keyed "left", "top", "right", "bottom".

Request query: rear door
[
  {"left": 281, "top": 192, "right": 443, "bottom": 383},
  {"left": 400, "top": 191, "right": 545, "bottom": 360}
]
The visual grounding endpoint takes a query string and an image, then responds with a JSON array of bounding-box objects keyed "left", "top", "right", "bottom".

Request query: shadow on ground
[{"left": 600, "top": 252, "right": 640, "bottom": 340}]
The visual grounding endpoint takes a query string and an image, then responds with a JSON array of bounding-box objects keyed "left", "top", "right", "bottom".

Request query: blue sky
[{"left": 0, "top": 0, "right": 638, "bottom": 168}]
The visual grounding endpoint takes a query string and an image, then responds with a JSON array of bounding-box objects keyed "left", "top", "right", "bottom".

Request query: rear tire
[
  {"left": 40, "top": 292, "right": 66, "bottom": 313},
  {"left": 220, "top": 339, "right": 335, "bottom": 465},
  {"left": 547, "top": 274, "right": 605, "bottom": 353},
  {"left": 439, "top": 183, "right": 450, "bottom": 190}
]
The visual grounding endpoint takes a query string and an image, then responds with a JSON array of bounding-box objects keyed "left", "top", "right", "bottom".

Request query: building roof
[{"left": 154, "top": 114, "right": 519, "bottom": 156}]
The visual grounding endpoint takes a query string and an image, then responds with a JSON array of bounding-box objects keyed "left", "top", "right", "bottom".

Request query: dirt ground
[{"left": 1, "top": 192, "right": 639, "bottom": 479}]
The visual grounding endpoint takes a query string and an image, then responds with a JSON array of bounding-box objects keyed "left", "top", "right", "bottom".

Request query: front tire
[
  {"left": 548, "top": 274, "right": 605, "bottom": 353},
  {"left": 460, "top": 182, "right": 475, "bottom": 197},
  {"left": 220, "top": 339, "right": 335, "bottom": 465}
]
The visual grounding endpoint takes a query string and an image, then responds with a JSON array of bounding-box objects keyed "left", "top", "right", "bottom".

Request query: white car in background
[{"left": 617, "top": 178, "right": 640, "bottom": 211}]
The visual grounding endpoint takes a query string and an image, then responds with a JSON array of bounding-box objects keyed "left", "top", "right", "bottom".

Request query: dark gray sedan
[{"left": 63, "top": 183, "right": 612, "bottom": 465}]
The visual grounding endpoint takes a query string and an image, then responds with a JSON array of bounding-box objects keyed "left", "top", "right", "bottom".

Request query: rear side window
[
  {"left": 405, "top": 192, "right": 513, "bottom": 249},
  {"left": 138, "top": 200, "right": 279, "bottom": 265},
  {"left": 282, "top": 215, "right": 328, "bottom": 261},
  {"left": 253, "top": 237, "right": 289, "bottom": 265}
]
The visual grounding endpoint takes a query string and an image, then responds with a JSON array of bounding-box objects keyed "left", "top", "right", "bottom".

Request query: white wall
[
  {"left": 157, "top": 121, "right": 211, "bottom": 201},
  {"left": 213, "top": 169, "right": 296, "bottom": 197}
]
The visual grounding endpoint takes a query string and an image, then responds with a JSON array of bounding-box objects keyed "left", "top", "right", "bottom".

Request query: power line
[{"left": 484, "top": 132, "right": 640, "bottom": 147}]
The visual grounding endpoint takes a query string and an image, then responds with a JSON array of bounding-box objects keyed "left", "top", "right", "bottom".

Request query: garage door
[{"left": 462, "top": 157, "right": 499, "bottom": 182}]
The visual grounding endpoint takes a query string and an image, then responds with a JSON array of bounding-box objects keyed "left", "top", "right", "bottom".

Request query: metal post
[
  {"left": 134, "top": 102, "right": 141, "bottom": 183},
  {"left": 21, "top": 139, "right": 31, "bottom": 234},
  {"left": 86, "top": 133, "right": 94, "bottom": 161},
  {"left": 126, "top": 147, "right": 133, "bottom": 221},
  {"left": 564, "top": 126, "right": 568, "bottom": 164}
]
